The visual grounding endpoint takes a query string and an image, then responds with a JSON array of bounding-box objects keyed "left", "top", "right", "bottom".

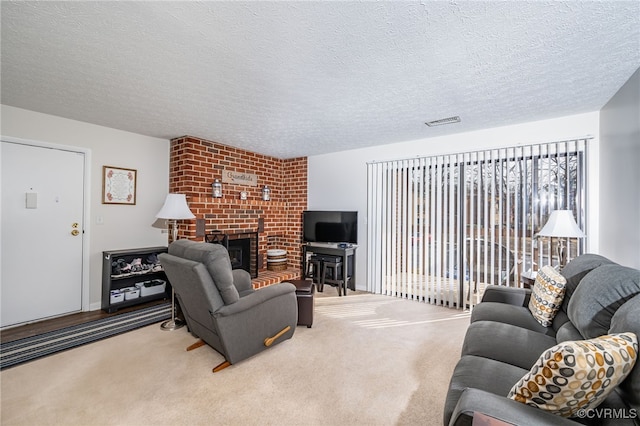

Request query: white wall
[
  {"left": 308, "top": 112, "right": 601, "bottom": 290},
  {"left": 5, "top": 101, "right": 629, "bottom": 304},
  {"left": 599, "top": 68, "right": 640, "bottom": 268},
  {"left": 1, "top": 105, "right": 170, "bottom": 309}
]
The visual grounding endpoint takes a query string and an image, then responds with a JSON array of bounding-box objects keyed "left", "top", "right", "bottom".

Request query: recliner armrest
[
  {"left": 481, "top": 285, "right": 532, "bottom": 307},
  {"left": 232, "top": 269, "right": 254, "bottom": 296},
  {"left": 215, "top": 282, "right": 296, "bottom": 317},
  {"left": 449, "top": 388, "right": 578, "bottom": 426}
]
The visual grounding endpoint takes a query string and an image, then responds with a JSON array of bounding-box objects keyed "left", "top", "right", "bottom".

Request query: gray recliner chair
[{"left": 159, "top": 240, "right": 297, "bottom": 372}]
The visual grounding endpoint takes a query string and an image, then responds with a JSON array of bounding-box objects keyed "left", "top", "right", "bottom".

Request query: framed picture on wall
[{"left": 102, "top": 166, "right": 137, "bottom": 205}]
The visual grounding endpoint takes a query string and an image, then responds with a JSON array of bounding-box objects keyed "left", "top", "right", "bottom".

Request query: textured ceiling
[{"left": 2, "top": 1, "right": 639, "bottom": 159}]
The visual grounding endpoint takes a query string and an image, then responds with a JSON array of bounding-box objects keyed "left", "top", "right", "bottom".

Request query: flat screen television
[{"left": 303, "top": 210, "right": 358, "bottom": 244}]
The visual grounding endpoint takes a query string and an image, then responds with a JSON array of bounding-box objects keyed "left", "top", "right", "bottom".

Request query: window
[{"left": 367, "top": 139, "right": 588, "bottom": 308}]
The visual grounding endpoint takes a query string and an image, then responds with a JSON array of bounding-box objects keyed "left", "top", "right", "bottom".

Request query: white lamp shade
[
  {"left": 537, "top": 210, "right": 586, "bottom": 238},
  {"left": 155, "top": 194, "right": 195, "bottom": 220}
]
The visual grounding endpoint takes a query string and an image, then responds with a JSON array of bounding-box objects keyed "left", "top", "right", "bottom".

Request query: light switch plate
[{"left": 26, "top": 192, "right": 38, "bottom": 209}]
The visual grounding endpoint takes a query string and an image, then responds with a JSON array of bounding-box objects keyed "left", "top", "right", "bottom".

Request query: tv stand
[
  {"left": 306, "top": 242, "right": 338, "bottom": 248},
  {"left": 302, "top": 243, "right": 357, "bottom": 290}
]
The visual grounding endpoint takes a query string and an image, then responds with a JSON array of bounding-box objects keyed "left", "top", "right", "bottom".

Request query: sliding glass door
[{"left": 366, "top": 139, "right": 588, "bottom": 308}]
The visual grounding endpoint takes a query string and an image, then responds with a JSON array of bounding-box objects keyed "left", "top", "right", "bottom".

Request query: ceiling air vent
[{"left": 425, "top": 116, "right": 461, "bottom": 127}]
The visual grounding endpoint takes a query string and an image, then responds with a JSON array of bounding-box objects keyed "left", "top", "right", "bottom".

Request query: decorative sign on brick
[{"left": 222, "top": 169, "right": 258, "bottom": 186}]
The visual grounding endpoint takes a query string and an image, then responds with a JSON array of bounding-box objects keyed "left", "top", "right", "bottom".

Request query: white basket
[
  {"left": 124, "top": 289, "right": 140, "bottom": 300},
  {"left": 110, "top": 291, "right": 124, "bottom": 304},
  {"left": 138, "top": 279, "right": 166, "bottom": 297}
]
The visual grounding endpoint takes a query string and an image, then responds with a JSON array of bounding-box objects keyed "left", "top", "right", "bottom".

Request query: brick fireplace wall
[{"left": 169, "top": 136, "right": 307, "bottom": 277}]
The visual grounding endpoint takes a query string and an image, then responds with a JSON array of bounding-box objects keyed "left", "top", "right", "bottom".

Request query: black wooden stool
[
  {"left": 305, "top": 255, "right": 323, "bottom": 288},
  {"left": 321, "top": 257, "right": 346, "bottom": 296}
]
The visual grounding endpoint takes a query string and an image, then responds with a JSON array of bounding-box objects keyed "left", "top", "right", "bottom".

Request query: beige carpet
[{"left": 1, "top": 291, "right": 470, "bottom": 426}]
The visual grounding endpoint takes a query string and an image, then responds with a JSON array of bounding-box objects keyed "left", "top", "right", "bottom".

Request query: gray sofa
[
  {"left": 444, "top": 254, "right": 640, "bottom": 426},
  {"left": 159, "top": 240, "right": 298, "bottom": 371}
]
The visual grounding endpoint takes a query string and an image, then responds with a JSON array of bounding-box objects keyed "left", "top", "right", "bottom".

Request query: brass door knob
[{"left": 71, "top": 229, "right": 80, "bottom": 236}]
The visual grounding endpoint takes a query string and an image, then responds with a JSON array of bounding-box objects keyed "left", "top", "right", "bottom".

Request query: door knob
[{"left": 71, "top": 229, "right": 80, "bottom": 236}]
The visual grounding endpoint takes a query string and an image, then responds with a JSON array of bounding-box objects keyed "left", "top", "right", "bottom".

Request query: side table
[{"left": 521, "top": 275, "right": 536, "bottom": 289}]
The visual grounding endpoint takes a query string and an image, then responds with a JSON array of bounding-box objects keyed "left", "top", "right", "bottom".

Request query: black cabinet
[{"left": 102, "top": 246, "right": 170, "bottom": 313}]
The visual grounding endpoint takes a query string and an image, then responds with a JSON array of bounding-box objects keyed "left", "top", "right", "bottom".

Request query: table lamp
[
  {"left": 155, "top": 193, "right": 195, "bottom": 330},
  {"left": 537, "top": 210, "right": 586, "bottom": 269}
]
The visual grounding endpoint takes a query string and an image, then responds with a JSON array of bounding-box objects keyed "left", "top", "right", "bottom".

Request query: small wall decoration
[
  {"left": 222, "top": 169, "right": 258, "bottom": 186},
  {"left": 212, "top": 179, "right": 223, "bottom": 198},
  {"left": 262, "top": 185, "right": 271, "bottom": 201},
  {"left": 102, "top": 166, "right": 137, "bottom": 205}
]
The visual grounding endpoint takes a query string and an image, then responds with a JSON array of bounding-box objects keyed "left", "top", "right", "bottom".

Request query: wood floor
[
  {"left": 0, "top": 299, "right": 168, "bottom": 344},
  {"left": 1, "top": 271, "right": 297, "bottom": 345}
]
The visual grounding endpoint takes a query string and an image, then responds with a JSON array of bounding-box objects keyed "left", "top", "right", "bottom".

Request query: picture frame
[{"left": 102, "top": 166, "right": 137, "bottom": 205}]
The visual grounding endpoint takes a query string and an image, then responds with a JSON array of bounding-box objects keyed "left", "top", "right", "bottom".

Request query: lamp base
[
  {"left": 160, "top": 318, "right": 185, "bottom": 331},
  {"left": 161, "top": 288, "right": 184, "bottom": 331},
  {"left": 556, "top": 240, "right": 568, "bottom": 270}
]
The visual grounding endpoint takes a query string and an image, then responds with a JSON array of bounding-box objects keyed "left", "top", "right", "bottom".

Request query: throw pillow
[
  {"left": 528, "top": 265, "right": 567, "bottom": 327},
  {"left": 507, "top": 332, "right": 638, "bottom": 418}
]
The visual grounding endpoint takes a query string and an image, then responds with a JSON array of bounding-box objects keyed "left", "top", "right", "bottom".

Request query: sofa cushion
[
  {"left": 550, "top": 310, "right": 571, "bottom": 334},
  {"left": 555, "top": 321, "right": 584, "bottom": 343},
  {"left": 528, "top": 266, "right": 567, "bottom": 327},
  {"left": 568, "top": 265, "right": 640, "bottom": 339},
  {"left": 609, "top": 293, "right": 640, "bottom": 411},
  {"left": 480, "top": 285, "right": 531, "bottom": 306},
  {"left": 471, "top": 302, "right": 557, "bottom": 336},
  {"left": 507, "top": 333, "right": 638, "bottom": 418},
  {"left": 462, "top": 321, "right": 558, "bottom": 370},
  {"left": 560, "top": 254, "right": 616, "bottom": 314},
  {"left": 168, "top": 240, "right": 240, "bottom": 305}
]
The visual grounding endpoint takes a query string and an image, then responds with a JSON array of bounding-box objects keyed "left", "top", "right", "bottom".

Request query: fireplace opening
[
  {"left": 228, "top": 239, "right": 249, "bottom": 270},
  {"left": 207, "top": 231, "right": 258, "bottom": 278}
]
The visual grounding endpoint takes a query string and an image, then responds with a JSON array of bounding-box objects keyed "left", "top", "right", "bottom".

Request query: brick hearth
[
  {"left": 251, "top": 268, "right": 302, "bottom": 289},
  {"left": 169, "top": 136, "right": 307, "bottom": 288}
]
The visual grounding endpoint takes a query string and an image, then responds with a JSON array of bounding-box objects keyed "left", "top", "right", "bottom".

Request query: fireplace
[{"left": 206, "top": 231, "right": 258, "bottom": 278}]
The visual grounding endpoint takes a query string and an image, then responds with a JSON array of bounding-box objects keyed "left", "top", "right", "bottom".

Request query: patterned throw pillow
[
  {"left": 528, "top": 265, "right": 567, "bottom": 327},
  {"left": 508, "top": 333, "right": 638, "bottom": 418}
]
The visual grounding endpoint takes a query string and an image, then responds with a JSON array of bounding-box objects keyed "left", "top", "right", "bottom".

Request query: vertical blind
[{"left": 366, "top": 139, "right": 589, "bottom": 309}]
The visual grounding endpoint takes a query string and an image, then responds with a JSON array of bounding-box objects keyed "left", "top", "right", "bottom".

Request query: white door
[{"left": 1, "top": 141, "right": 85, "bottom": 328}]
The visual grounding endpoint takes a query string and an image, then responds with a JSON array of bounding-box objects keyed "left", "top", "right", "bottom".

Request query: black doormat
[{"left": 0, "top": 303, "right": 171, "bottom": 370}]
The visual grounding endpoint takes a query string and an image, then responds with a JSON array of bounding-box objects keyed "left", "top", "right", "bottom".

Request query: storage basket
[
  {"left": 123, "top": 288, "right": 140, "bottom": 300},
  {"left": 136, "top": 279, "right": 166, "bottom": 297},
  {"left": 267, "top": 261, "right": 288, "bottom": 271},
  {"left": 267, "top": 249, "right": 288, "bottom": 271},
  {"left": 110, "top": 290, "right": 124, "bottom": 304}
]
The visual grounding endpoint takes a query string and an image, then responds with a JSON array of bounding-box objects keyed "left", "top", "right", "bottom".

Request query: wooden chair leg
[
  {"left": 213, "top": 360, "right": 231, "bottom": 373},
  {"left": 334, "top": 264, "right": 342, "bottom": 296},
  {"left": 186, "top": 339, "right": 205, "bottom": 351},
  {"left": 264, "top": 325, "right": 291, "bottom": 347}
]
